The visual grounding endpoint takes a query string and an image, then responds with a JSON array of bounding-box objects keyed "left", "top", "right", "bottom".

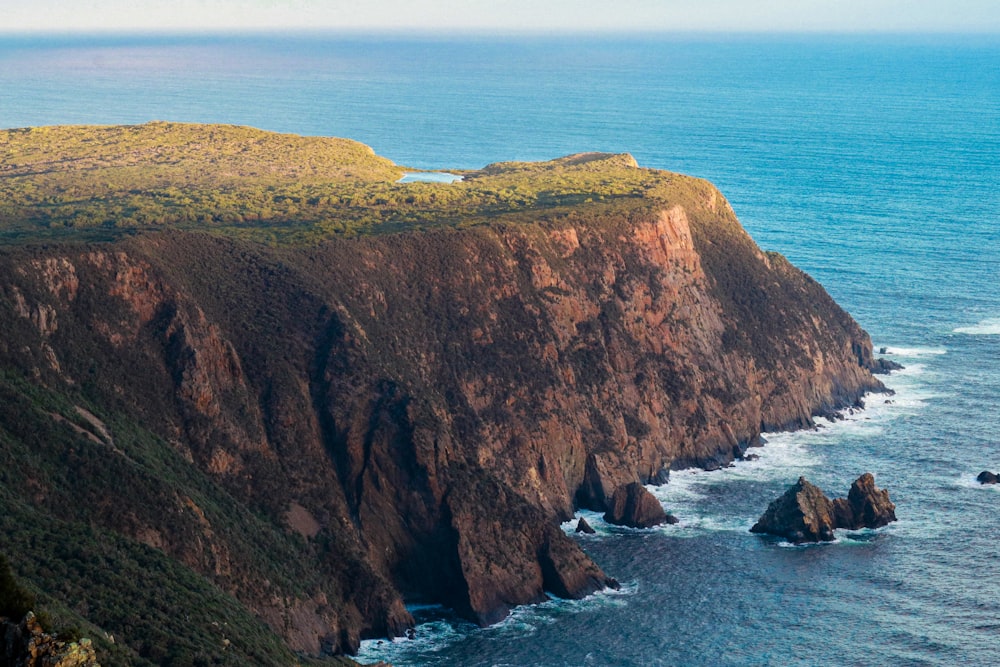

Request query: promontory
[{"left": 0, "top": 123, "right": 892, "bottom": 665}]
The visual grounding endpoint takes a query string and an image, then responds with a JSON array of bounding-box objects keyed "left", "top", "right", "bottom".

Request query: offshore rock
[
  {"left": 750, "top": 477, "right": 837, "bottom": 543},
  {"left": 603, "top": 482, "right": 669, "bottom": 528},
  {"left": 752, "top": 474, "right": 896, "bottom": 543},
  {"left": 977, "top": 471, "right": 999, "bottom": 484},
  {"left": 871, "top": 357, "right": 904, "bottom": 374},
  {"left": 831, "top": 473, "right": 897, "bottom": 530},
  {"left": 575, "top": 517, "right": 596, "bottom": 534}
]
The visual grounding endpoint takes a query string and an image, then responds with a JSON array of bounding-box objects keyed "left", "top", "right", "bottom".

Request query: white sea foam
[
  {"left": 775, "top": 537, "right": 837, "bottom": 548},
  {"left": 871, "top": 361, "right": 945, "bottom": 411},
  {"left": 875, "top": 345, "right": 948, "bottom": 357},
  {"left": 358, "top": 572, "right": 638, "bottom": 664},
  {"left": 667, "top": 513, "right": 756, "bottom": 535},
  {"left": 490, "top": 580, "right": 636, "bottom": 633},
  {"left": 356, "top": 613, "right": 469, "bottom": 664},
  {"left": 771, "top": 525, "right": 897, "bottom": 548},
  {"left": 954, "top": 472, "right": 1000, "bottom": 490},
  {"left": 953, "top": 318, "right": 1000, "bottom": 335}
]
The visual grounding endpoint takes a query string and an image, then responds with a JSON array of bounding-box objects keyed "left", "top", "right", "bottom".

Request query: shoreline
[{"left": 359, "top": 361, "right": 919, "bottom": 664}]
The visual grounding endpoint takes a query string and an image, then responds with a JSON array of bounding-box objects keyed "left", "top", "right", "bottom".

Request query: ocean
[{"left": 2, "top": 32, "right": 999, "bottom": 666}]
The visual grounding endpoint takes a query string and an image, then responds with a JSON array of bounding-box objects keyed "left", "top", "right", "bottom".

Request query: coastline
[{"left": 358, "top": 364, "right": 916, "bottom": 664}]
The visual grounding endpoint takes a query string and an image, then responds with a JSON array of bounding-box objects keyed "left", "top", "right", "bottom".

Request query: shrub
[{"left": 0, "top": 551, "right": 35, "bottom": 620}]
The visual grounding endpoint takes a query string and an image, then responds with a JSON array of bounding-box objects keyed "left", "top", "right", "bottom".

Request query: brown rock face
[
  {"left": 752, "top": 474, "right": 896, "bottom": 543},
  {"left": 833, "top": 473, "right": 897, "bottom": 530},
  {"left": 603, "top": 482, "right": 670, "bottom": 528},
  {"left": 0, "top": 175, "right": 892, "bottom": 654},
  {"left": 750, "top": 477, "right": 838, "bottom": 543}
]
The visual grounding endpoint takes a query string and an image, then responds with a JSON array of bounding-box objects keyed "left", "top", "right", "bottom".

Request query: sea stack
[
  {"left": 603, "top": 482, "right": 677, "bottom": 528},
  {"left": 751, "top": 474, "right": 896, "bottom": 543}
]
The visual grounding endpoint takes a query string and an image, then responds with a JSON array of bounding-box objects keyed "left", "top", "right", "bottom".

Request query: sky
[{"left": 2, "top": 0, "right": 999, "bottom": 34}]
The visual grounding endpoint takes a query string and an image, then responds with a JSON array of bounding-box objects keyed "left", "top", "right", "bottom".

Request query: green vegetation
[
  {"left": 0, "top": 369, "right": 356, "bottom": 666},
  {"left": 0, "top": 552, "right": 36, "bottom": 621},
  {"left": 0, "top": 122, "right": 705, "bottom": 245}
]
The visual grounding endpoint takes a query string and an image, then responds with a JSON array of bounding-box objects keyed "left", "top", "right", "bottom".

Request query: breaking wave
[{"left": 953, "top": 318, "right": 1000, "bottom": 335}]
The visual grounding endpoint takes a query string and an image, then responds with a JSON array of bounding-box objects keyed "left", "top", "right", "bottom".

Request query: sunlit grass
[{"left": 0, "top": 122, "right": 715, "bottom": 245}]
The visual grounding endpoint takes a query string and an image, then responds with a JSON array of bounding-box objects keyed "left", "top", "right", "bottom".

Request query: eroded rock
[
  {"left": 750, "top": 477, "right": 837, "bottom": 543},
  {"left": 751, "top": 474, "right": 896, "bottom": 543},
  {"left": 872, "top": 357, "right": 904, "bottom": 374},
  {"left": 977, "top": 471, "right": 999, "bottom": 484},
  {"left": 603, "top": 482, "right": 669, "bottom": 528},
  {"left": 577, "top": 452, "right": 639, "bottom": 512},
  {"left": 833, "top": 472, "right": 896, "bottom": 529}
]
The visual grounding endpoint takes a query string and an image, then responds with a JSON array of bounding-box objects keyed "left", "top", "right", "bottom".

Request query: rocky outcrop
[
  {"left": 751, "top": 474, "right": 896, "bottom": 543},
  {"left": 1, "top": 613, "right": 100, "bottom": 667},
  {"left": 576, "top": 452, "right": 641, "bottom": 512},
  {"left": 0, "top": 147, "right": 897, "bottom": 656},
  {"left": 831, "top": 473, "right": 897, "bottom": 530},
  {"left": 603, "top": 482, "right": 674, "bottom": 528},
  {"left": 575, "top": 518, "right": 596, "bottom": 534},
  {"left": 750, "top": 477, "right": 838, "bottom": 543},
  {"left": 871, "top": 357, "right": 904, "bottom": 374},
  {"left": 977, "top": 471, "right": 999, "bottom": 484}
]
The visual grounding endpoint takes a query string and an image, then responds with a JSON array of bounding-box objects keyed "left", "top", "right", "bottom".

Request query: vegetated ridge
[{"left": 0, "top": 123, "right": 893, "bottom": 664}]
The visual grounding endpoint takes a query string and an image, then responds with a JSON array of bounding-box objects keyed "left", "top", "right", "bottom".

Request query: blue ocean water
[{"left": 2, "top": 33, "right": 999, "bottom": 666}]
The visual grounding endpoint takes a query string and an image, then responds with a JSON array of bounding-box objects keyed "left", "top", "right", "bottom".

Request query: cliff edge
[{"left": 0, "top": 124, "right": 891, "bottom": 661}]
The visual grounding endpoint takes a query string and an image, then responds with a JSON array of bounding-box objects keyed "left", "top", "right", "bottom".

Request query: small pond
[{"left": 397, "top": 172, "right": 463, "bottom": 183}]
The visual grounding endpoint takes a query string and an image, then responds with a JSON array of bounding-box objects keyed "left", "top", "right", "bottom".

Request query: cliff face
[
  {"left": 0, "top": 191, "right": 884, "bottom": 656},
  {"left": 0, "top": 129, "right": 889, "bottom": 660}
]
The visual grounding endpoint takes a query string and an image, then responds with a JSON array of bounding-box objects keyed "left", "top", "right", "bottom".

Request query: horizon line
[{"left": 2, "top": 26, "right": 1000, "bottom": 38}]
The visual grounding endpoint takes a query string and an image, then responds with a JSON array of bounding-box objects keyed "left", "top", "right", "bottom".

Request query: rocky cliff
[{"left": 0, "top": 124, "right": 891, "bottom": 662}]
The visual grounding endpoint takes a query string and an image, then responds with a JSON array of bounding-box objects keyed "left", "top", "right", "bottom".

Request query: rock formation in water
[
  {"left": 977, "top": 471, "right": 999, "bottom": 484},
  {"left": 831, "top": 473, "right": 897, "bottom": 530},
  {"left": 750, "top": 477, "right": 839, "bottom": 543},
  {"left": 751, "top": 474, "right": 896, "bottom": 543},
  {"left": 603, "top": 482, "right": 675, "bottom": 528},
  {"left": 0, "top": 123, "right": 899, "bottom": 659}
]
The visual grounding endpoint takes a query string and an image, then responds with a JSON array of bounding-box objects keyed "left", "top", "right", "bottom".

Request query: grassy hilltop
[{"left": 0, "top": 121, "right": 703, "bottom": 244}]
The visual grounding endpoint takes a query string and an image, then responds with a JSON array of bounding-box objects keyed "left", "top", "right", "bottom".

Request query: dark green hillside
[{"left": 0, "top": 369, "right": 358, "bottom": 667}]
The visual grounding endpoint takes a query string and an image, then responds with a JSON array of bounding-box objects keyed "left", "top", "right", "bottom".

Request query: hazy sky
[{"left": 3, "top": 0, "right": 1000, "bottom": 33}]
